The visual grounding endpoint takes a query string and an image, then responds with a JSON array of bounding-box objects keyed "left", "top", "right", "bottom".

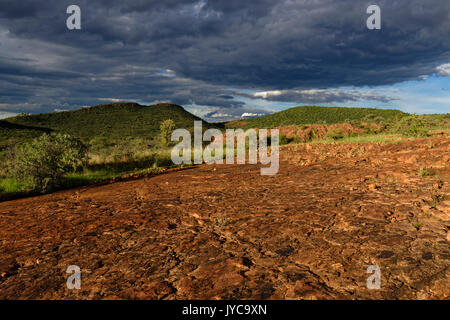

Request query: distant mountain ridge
[
  {"left": 226, "top": 106, "right": 408, "bottom": 129},
  {"left": 2, "top": 102, "right": 212, "bottom": 143},
  {"left": 3, "top": 103, "right": 439, "bottom": 150},
  {"left": 0, "top": 102, "right": 220, "bottom": 155}
]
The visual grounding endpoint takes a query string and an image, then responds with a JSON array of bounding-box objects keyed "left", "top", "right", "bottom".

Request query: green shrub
[
  {"left": 159, "top": 119, "right": 176, "bottom": 146},
  {"left": 7, "top": 133, "right": 87, "bottom": 192},
  {"left": 0, "top": 178, "right": 25, "bottom": 194},
  {"left": 325, "top": 129, "right": 345, "bottom": 140},
  {"left": 418, "top": 168, "right": 432, "bottom": 177},
  {"left": 391, "top": 115, "right": 428, "bottom": 137},
  {"left": 363, "top": 114, "right": 376, "bottom": 122},
  {"left": 279, "top": 134, "right": 293, "bottom": 145},
  {"left": 306, "top": 130, "right": 315, "bottom": 141}
]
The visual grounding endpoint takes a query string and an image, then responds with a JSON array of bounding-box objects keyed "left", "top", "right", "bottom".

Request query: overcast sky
[{"left": 0, "top": 0, "right": 449, "bottom": 121}]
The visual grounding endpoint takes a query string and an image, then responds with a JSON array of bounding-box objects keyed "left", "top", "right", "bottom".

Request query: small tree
[
  {"left": 159, "top": 119, "right": 176, "bottom": 147},
  {"left": 391, "top": 115, "right": 428, "bottom": 137},
  {"left": 7, "top": 133, "right": 87, "bottom": 192}
]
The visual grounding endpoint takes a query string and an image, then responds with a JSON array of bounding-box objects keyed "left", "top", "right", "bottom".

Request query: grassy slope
[
  {"left": 0, "top": 103, "right": 216, "bottom": 198},
  {"left": 226, "top": 106, "right": 407, "bottom": 129},
  {"left": 421, "top": 113, "right": 450, "bottom": 131},
  {"left": 3, "top": 102, "right": 213, "bottom": 144},
  {"left": 0, "top": 120, "right": 52, "bottom": 152}
]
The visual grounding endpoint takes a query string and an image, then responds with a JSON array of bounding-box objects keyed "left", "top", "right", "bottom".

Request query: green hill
[
  {"left": 0, "top": 102, "right": 217, "bottom": 197},
  {"left": 2, "top": 102, "right": 212, "bottom": 145},
  {"left": 0, "top": 120, "right": 52, "bottom": 152},
  {"left": 226, "top": 106, "right": 407, "bottom": 129}
]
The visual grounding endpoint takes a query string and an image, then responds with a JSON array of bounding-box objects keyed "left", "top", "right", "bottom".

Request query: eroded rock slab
[{"left": 0, "top": 137, "right": 449, "bottom": 299}]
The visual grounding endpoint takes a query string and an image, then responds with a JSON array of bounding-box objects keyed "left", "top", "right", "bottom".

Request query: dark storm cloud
[{"left": 0, "top": 0, "right": 449, "bottom": 115}]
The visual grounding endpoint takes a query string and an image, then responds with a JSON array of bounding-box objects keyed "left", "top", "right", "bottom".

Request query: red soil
[{"left": 0, "top": 137, "right": 449, "bottom": 299}]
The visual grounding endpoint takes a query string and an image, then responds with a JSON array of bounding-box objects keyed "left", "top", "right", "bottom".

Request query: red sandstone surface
[{"left": 0, "top": 137, "right": 449, "bottom": 299}]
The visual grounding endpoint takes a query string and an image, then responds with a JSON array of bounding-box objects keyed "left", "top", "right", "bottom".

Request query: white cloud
[
  {"left": 436, "top": 63, "right": 450, "bottom": 76},
  {"left": 0, "top": 110, "right": 18, "bottom": 119},
  {"left": 97, "top": 98, "right": 123, "bottom": 102},
  {"left": 211, "top": 113, "right": 231, "bottom": 118},
  {"left": 251, "top": 88, "right": 394, "bottom": 104},
  {"left": 253, "top": 90, "right": 283, "bottom": 99},
  {"left": 241, "top": 112, "right": 266, "bottom": 118}
]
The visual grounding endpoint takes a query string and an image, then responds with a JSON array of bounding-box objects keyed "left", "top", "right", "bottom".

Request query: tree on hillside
[{"left": 159, "top": 119, "right": 176, "bottom": 146}]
